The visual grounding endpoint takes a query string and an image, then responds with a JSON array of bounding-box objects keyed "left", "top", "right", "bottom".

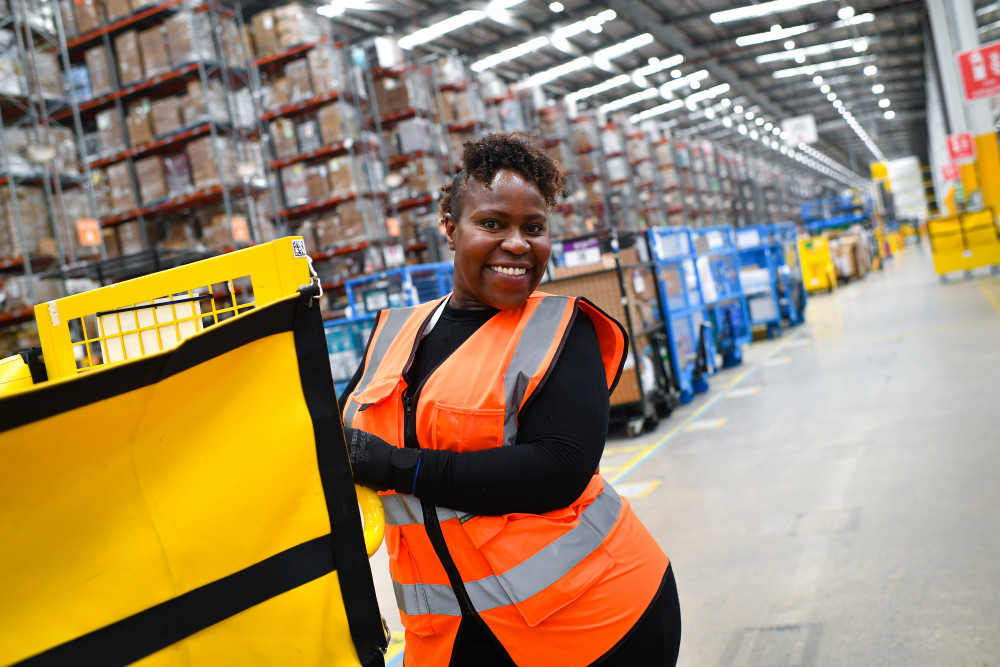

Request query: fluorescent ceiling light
[
  {"left": 594, "top": 33, "right": 655, "bottom": 70},
  {"left": 630, "top": 99, "right": 684, "bottom": 122},
  {"left": 518, "top": 56, "right": 592, "bottom": 88},
  {"left": 399, "top": 10, "right": 486, "bottom": 49},
  {"left": 884, "top": 110, "right": 895, "bottom": 119},
  {"left": 316, "top": 0, "right": 372, "bottom": 17},
  {"left": 659, "top": 69, "right": 710, "bottom": 96},
  {"left": 600, "top": 87, "right": 659, "bottom": 112},
  {"left": 772, "top": 55, "right": 876, "bottom": 78},
  {"left": 471, "top": 36, "right": 549, "bottom": 71},
  {"left": 684, "top": 83, "right": 731, "bottom": 105},
  {"left": 832, "top": 12, "right": 874, "bottom": 28},
  {"left": 566, "top": 74, "right": 631, "bottom": 102},
  {"left": 552, "top": 9, "right": 616, "bottom": 40},
  {"left": 711, "top": 0, "right": 827, "bottom": 24},
  {"left": 756, "top": 37, "right": 873, "bottom": 63},
  {"left": 736, "top": 24, "right": 816, "bottom": 47},
  {"left": 635, "top": 54, "right": 685, "bottom": 77}
]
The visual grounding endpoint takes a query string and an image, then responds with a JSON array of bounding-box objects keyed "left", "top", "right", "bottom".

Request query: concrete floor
[{"left": 374, "top": 244, "right": 1000, "bottom": 666}]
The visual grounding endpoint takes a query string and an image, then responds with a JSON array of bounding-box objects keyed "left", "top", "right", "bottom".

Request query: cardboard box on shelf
[
  {"left": 296, "top": 119, "right": 322, "bottom": 154},
  {"left": 313, "top": 214, "right": 340, "bottom": 250},
  {"left": 335, "top": 198, "right": 369, "bottom": 244},
  {"left": 372, "top": 72, "right": 428, "bottom": 116},
  {"left": 116, "top": 219, "right": 146, "bottom": 255},
  {"left": 114, "top": 31, "right": 144, "bottom": 86},
  {"left": 281, "top": 164, "right": 310, "bottom": 208},
  {"left": 270, "top": 117, "right": 299, "bottom": 160},
  {"left": 85, "top": 46, "right": 113, "bottom": 98},
  {"left": 135, "top": 155, "right": 169, "bottom": 206},
  {"left": 106, "top": 161, "right": 136, "bottom": 214},
  {"left": 0, "top": 188, "right": 53, "bottom": 258},
  {"left": 138, "top": 24, "right": 171, "bottom": 79},
  {"left": 73, "top": 0, "right": 104, "bottom": 34},
  {"left": 274, "top": 3, "right": 323, "bottom": 49},
  {"left": 186, "top": 136, "right": 235, "bottom": 189},
  {"left": 181, "top": 79, "right": 228, "bottom": 126},
  {"left": 90, "top": 168, "right": 114, "bottom": 218},
  {"left": 163, "top": 153, "right": 194, "bottom": 197},
  {"left": 306, "top": 164, "right": 330, "bottom": 202},
  {"left": 327, "top": 154, "right": 362, "bottom": 197},
  {"left": 150, "top": 96, "right": 183, "bottom": 137},
  {"left": 396, "top": 117, "right": 434, "bottom": 155},
  {"left": 159, "top": 220, "right": 198, "bottom": 250},
  {"left": 104, "top": 0, "right": 130, "bottom": 22},
  {"left": 285, "top": 59, "right": 313, "bottom": 102},
  {"left": 364, "top": 36, "right": 404, "bottom": 69},
  {"left": 316, "top": 101, "right": 358, "bottom": 146},
  {"left": 250, "top": 9, "right": 278, "bottom": 57},
  {"left": 59, "top": 0, "right": 78, "bottom": 39},
  {"left": 125, "top": 98, "right": 154, "bottom": 147},
  {"left": 94, "top": 108, "right": 124, "bottom": 157},
  {"left": 307, "top": 46, "right": 345, "bottom": 97},
  {"left": 164, "top": 11, "right": 212, "bottom": 66},
  {"left": 201, "top": 213, "right": 238, "bottom": 251}
]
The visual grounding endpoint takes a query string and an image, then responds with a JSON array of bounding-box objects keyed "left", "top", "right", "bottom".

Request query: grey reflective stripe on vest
[
  {"left": 382, "top": 493, "right": 464, "bottom": 525},
  {"left": 343, "top": 307, "right": 415, "bottom": 427},
  {"left": 393, "top": 484, "right": 623, "bottom": 617},
  {"left": 502, "top": 296, "right": 572, "bottom": 447}
]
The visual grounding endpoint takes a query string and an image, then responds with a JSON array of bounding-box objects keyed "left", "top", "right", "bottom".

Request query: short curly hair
[{"left": 439, "top": 132, "right": 567, "bottom": 221}]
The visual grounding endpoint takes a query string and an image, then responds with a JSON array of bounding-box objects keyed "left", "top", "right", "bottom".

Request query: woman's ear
[{"left": 443, "top": 212, "right": 456, "bottom": 250}]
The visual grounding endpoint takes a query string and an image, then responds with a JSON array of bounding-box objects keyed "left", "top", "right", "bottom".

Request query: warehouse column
[{"left": 927, "top": 0, "right": 1000, "bottom": 216}]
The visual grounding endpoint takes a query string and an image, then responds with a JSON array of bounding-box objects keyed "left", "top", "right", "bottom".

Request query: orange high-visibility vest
[{"left": 344, "top": 292, "right": 669, "bottom": 666}]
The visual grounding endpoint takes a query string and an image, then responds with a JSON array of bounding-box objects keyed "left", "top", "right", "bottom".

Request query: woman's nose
[{"left": 500, "top": 231, "right": 530, "bottom": 254}]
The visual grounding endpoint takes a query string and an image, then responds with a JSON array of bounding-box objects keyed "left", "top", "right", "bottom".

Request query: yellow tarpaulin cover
[{"left": 0, "top": 290, "right": 387, "bottom": 666}]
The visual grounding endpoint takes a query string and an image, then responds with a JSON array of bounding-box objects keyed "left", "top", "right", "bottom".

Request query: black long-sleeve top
[{"left": 338, "top": 301, "right": 611, "bottom": 516}]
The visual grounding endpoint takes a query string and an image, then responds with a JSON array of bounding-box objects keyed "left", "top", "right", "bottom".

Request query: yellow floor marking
[
  {"left": 764, "top": 356, "right": 792, "bottom": 366},
  {"left": 980, "top": 280, "right": 1000, "bottom": 315},
  {"left": 615, "top": 480, "right": 660, "bottom": 499},
  {"left": 727, "top": 385, "right": 762, "bottom": 398},
  {"left": 605, "top": 327, "right": 809, "bottom": 486},
  {"left": 685, "top": 416, "right": 729, "bottom": 432}
]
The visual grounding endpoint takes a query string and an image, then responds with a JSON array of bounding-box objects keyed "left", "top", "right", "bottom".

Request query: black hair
[{"left": 439, "top": 132, "right": 567, "bottom": 221}]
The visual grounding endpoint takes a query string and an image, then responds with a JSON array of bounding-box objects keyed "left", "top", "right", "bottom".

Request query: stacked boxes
[
  {"left": 138, "top": 24, "right": 170, "bottom": 79},
  {"left": 182, "top": 79, "right": 229, "bottom": 126},
  {"left": 134, "top": 156, "right": 169, "bottom": 204},
  {"left": 285, "top": 59, "right": 313, "bottom": 102},
  {"left": 270, "top": 118, "right": 299, "bottom": 161},
  {"left": 73, "top": 0, "right": 105, "bottom": 34},
  {"left": 150, "top": 96, "right": 184, "bottom": 137},
  {"left": 251, "top": 3, "right": 323, "bottom": 57},
  {"left": 308, "top": 46, "right": 346, "bottom": 97},
  {"left": 114, "top": 31, "right": 143, "bottom": 86},
  {"left": 85, "top": 46, "right": 113, "bottom": 98},
  {"left": 0, "top": 188, "right": 54, "bottom": 259},
  {"left": 125, "top": 98, "right": 155, "bottom": 147},
  {"left": 316, "top": 100, "right": 359, "bottom": 146},
  {"left": 95, "top": 108, "right": 125, "bottom": 156},
  {"left": 163, "top": 11, "right": 213, "bottom": 66},
  {"left": 371, "top": 72, "right": 429, "bottom": 116},
  {"left": 104, "top": 0, "right": 130, "bottom": 23},
  {"left": 106, "top": 161, "right": 136, "bottom": 214},
  {"left": 163, "top": 153, "right": 194, "bottom": 197},
  {"left": 186, "top": 136, "right": 236, "bottom": 189}
]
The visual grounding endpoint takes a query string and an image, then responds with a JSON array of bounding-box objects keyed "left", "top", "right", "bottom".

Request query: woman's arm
[{"left": 410, "top": 312, "right": 611, "bottom": 515}]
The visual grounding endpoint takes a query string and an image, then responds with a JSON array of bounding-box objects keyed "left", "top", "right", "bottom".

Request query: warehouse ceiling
[{"left": 288, "top": 0, "right": 935, "bottom": 183}]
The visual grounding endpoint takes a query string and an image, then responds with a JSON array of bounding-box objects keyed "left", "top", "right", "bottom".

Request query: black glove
[{"left": 344, "top": 427, "right": 420, "bottom": 493}]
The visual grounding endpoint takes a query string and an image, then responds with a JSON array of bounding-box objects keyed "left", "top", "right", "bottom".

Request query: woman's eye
[
  {"left": 526, "top": 224, "right": 546, "bottom": 235},
  {"left": 480, "top": 219, "right": 500, "bottom": 230}
]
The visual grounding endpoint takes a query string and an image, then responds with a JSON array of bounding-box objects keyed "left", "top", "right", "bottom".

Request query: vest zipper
[{"left": 403, "top": 382, "right": 479, "bottom": 620}]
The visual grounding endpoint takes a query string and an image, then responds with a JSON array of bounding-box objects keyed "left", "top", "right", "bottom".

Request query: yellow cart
[
  {"left": 798, "top": 236, "right": 838, "bottom": 293},
  {"left": 927, "top": 208, "right": 1000, "bottom": 278},
  {"left": 0, "top": 237, "right": 388, "bottom": 666}
]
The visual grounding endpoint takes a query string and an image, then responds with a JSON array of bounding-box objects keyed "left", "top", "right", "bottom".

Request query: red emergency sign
[
  {"left": 941, "top": 164, "right": 962, "bottom": 181},
  {"left": 947, "top": 133, "right": 976, "bottom": 162},
  {"left": 957, "top": 40, "right": 1000, "bottom": 101}
]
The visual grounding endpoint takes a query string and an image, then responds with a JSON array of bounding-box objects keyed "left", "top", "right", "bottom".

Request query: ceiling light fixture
[
  {"left": 471, "top": 36, "right": 550, "bottom": 71},
  {"left": 517, "top": 56, "right": 592, "bottom": 88},
  {"left": 565, "top": 74, "right": 632, "bottom": 102},
  {"left": 735, "top": 23, "right": 816, "bottom": 47},
  {"left": 549, "top": 1, "right": 564, "bottom": 12},
  {"left": 600, "top": 87, "right": 660, "bottom": 112},
  {"left": 772, "top": 55, "right": 876, "bottom": 78},
  {"left": 832, "top": 12, "right": 874, "bottom": 28},
  {"left": 398, "top": 9, "right": 487, "bottom": 49},
  {"left": 756, "top": 37, "right": 875, "bottom": 63},
  {"left": 629, "top": 99, "right": 684, "bottom": 122},
  {"left": 884, "top": 110, "right": 896, "bottom": 119},
  {"left": 710, "top": 0, "right": 827, "bottom": 24}
]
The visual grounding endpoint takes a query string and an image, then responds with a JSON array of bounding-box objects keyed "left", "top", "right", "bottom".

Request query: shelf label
[
  {"left": 231, "top": 216, "right": 250, "bottom": 243},
  {"left": 561, "top": 237, "right": 601, "bottom": 268},
  {"left": 76, "top": 218, "right": 101, "bottom": 247}
]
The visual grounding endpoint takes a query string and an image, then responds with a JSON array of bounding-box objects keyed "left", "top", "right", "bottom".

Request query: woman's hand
[{"left": 344, "top": 427, "right": 420, "bottom": 494}]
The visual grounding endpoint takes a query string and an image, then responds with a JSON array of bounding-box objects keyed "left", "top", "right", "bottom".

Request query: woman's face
[{"left": 444, "top": 169, "right": 551, "bottom": 310}]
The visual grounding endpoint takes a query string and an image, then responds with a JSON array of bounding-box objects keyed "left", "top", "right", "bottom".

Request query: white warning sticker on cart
[{"left": 291, "top": 239, "right": 307, "bottom": 258}]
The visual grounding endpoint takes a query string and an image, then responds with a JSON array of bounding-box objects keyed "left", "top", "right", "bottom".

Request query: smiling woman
[{"left": 339, "top": 132, "right": 680, "bottom": 666}]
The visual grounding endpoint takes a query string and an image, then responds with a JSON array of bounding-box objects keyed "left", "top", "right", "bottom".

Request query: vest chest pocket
[{"left": 431, "top": 404, "right": 505, "bottom": 452}]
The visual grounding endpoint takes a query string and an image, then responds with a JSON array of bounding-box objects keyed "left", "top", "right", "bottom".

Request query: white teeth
[{"left": 491, "top": 265, "right": 527, "bottom": 276}]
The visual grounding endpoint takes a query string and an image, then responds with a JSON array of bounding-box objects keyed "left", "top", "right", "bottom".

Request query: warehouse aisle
[
  {"left": 372, "top": 245, "right": 1000, "bottom": 666},
  {"left": 610, "top": 245, "right": 1000, "bottom": 667}
]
